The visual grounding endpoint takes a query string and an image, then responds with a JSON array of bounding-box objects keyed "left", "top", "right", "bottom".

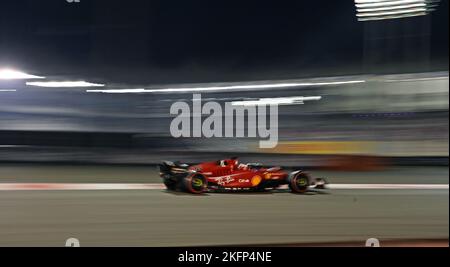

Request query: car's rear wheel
[
  {"left": 183, "top": 173, "right": 207, "bottom": 194},
  {"left": 288, "top": 172, "right": 311, "bottom": 194}
]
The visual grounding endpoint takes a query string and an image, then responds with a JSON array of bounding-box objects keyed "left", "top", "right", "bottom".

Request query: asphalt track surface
[{"left": 0, "top": 164, "right": 448, "bottom": 247}]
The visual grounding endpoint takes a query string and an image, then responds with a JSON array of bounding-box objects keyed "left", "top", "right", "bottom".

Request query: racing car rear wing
[{"left": 159, "top": 161, "right": 190, "bottom": 176}]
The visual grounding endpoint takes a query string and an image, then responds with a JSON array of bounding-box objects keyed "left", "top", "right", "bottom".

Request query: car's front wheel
[{"left": 288, "top": 171, "right": 311, "bottom": 194}]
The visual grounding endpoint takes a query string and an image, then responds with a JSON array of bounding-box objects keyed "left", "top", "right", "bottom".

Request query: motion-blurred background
[
  {"left": 0, "top": 0, "right": 448, "bottom": 168},
  {"left": 0, "top": 0, "right": 448, "bottom": 247}
]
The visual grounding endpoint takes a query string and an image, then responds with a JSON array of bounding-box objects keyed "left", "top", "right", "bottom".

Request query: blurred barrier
[
  {"left": 0, "top": 72, "right": 448, "bottom": 168},
  {"left": 259, "top": 141, "right": 448, "bottom": 157},
  {"left": 0, "top": 146, "right": 447, "bottom": 168},
  {"left": 324, "top": 156, "right": 388, "bottom": 171},
  {"left": 260, "top": 141, "right": 374, "bottom": 155}
]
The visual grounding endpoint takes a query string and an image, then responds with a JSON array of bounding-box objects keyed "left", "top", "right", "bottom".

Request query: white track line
[
  {"left": 0, "top": 183, "right": 448, "bottom": 191},
  {"left": 0, "top": 183, "right": 166, "bottom": 191},
  {"left": 328, "top": 184, "right": 449, "bottom": 190}
]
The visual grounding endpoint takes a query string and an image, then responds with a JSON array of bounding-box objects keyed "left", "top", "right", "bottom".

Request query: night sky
[{"left": 0, "top": 0, "right": 448, "bottom": 84}]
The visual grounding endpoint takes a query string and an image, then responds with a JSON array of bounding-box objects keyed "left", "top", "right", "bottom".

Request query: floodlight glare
[
  {"left": 0, "top": 69, "right": 45, "bottom": 80},
  {"left": 86, "top": 80, "right": 365, "bottom": 94},
  {"left": 231, "top": 96, "right": 322, "bottom": 106},
  {"left": 26, "top": 81, "right": 105, "bottom": 88},
  {"left": 354, "top": 0, "right": 441, "bottom": 21}
]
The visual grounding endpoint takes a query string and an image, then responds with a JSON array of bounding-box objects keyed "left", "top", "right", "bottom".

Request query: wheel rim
[
  {"left": 291, "top": 173, "right": 309, "bottom": 193},
  {"left": 192, "top": 177, "right": 204, "bottom": 188},
  {"left": 189, "top": 175, "right": 206, "bottom": 193},
  {"left": 297, "top": 176, "right": 308, "bottom": 187}
]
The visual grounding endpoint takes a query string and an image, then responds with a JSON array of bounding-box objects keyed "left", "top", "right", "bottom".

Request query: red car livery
[{"left": 159, "top": 157, "right": 328, "bottom": 194}]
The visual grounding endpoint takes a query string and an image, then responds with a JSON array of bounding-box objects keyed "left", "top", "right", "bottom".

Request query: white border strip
[
  {"left": 0, "top": 183, "right": 447, "bottom": 191},
  {"left": 328, "top": 184, "right": 449, "bottom": 190},
  {"left": 0, "top": 183, "right": 165, "bottom": 191}
]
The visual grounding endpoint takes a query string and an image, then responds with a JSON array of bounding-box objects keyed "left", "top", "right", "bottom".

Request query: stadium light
[
  {"left": 231, "top": 96, "right": 322, "bottom": 106},
  {"left": 0, "top": 69, "right": 45, "bottom": 80},
  {"left": 86, "top": 80, "right": 365, "bottom": 94},
  {"left": 26, "top": 81, "right": 105, "bottom": 88},
  {"left": 354, "top": 0, "right": 440, "bottom": 21}
]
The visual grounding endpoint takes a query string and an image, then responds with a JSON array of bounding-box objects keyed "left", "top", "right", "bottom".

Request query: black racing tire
[
  {"left": 163, "top": 179, "right": 178, "bottom": 191},
  {"left": 182, "top": 173, "right": 207, "bottom": 194},
  {"left": 288, "top": 171, "right": 311, "bottom": 194}
]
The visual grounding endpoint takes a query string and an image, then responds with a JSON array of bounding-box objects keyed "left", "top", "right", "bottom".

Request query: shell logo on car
[{"left": 251, "top": 175, "right": 263, "bottom": 186}]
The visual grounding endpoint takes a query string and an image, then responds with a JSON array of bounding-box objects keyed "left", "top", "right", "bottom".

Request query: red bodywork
[{"left": 188, "top": 159, "right": 289, "bottom": 189}]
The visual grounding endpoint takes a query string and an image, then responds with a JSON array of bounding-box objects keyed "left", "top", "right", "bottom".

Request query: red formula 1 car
[{"left": 159, "top": 157, "right": 328, "bottom": 194}]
